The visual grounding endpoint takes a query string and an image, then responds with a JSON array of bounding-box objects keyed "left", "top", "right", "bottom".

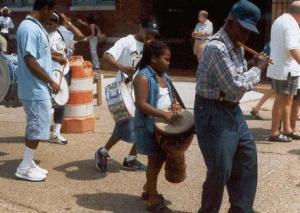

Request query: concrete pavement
[{"left": 0, "top": 81, "right": 299, "bottom": 212}]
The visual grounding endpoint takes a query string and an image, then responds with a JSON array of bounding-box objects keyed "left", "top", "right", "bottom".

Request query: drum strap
[
  {"left": 25, "top": 17, "right": 50, "bottom": 44},
  {"left": 165, "top": 78, "right": 186, "bottom": 109}
]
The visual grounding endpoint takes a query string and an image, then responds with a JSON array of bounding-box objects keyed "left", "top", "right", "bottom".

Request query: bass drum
[{"left": 0, "top": 54, "right": 21, "bottom": 107}]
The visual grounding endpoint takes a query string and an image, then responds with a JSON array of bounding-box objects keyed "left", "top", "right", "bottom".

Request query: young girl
[
  {"left": 45, "top": 12, "right": 86, "bottom": 145},
  {"left": 134, "top": 40, "right": 181, "bottom": 212}
]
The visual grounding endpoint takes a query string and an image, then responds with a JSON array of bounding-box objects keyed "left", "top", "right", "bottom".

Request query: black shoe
[
  {"left": 122, "top": 158, "right": 146, "bottom": 171},
  {"left": 268, "top": 134, "right": 292, "bottom": 143},
  {"left": 95, "top": 148, "right": 110, "bottom": 173},
  {"left": 285, "top": 132, "right": 300, "bottom": 140}
]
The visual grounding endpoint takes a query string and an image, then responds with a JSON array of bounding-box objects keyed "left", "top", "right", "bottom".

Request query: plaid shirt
[{"left": 196, "top": 28, "right": 261, "bottom": 103}]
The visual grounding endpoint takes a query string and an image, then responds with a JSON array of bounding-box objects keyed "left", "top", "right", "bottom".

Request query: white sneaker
[
  {"left": 31, "top": 161, "right": 48, "bottom": 175},
  {"left": 15, "top": 166, "right": 47, "bottom": 182},
  {"left": 49, "top": 133, "right": 68, "bottom": 145}
]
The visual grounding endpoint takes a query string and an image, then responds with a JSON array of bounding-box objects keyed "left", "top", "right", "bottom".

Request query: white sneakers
[
  {"left": 49, "top": 133, "right": 68, "bottom": 145},
  {"left": 31, "top": 161, "right": 48, "bottom": 175},
  {"left": 15, "top": 161, "right": 48, "bottom": 182}
]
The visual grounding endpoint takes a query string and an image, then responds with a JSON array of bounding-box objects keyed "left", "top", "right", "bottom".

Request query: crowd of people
[{"left": 0, "top": 0, "right": 299, "bottom": 212}]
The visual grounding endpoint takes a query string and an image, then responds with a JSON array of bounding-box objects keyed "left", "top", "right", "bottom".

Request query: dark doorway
[{"left": 154, "top": 0, "right": 272, "bottom": 70}]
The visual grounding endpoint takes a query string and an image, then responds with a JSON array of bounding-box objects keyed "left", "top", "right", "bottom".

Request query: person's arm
[
  {"left": 103, "top": 53, "right": 134, "bottom": 76},
  {"left": 134, "top": 75, "right": 177, "bottom": 123},
  {"left": 193, "top": 23, "right": 212, "bottom": 37},
  {"left": 290, "top": 49, "right": 300, "bottom": 64},
  {"left": 209, "top": 45, "right": 268, "bottom": 98},
  {"left": 284, "top": 22, "right": 300, "bottom": 64},
  {"left": 8, "top": 18, "right": 14, "bottom": 29},
  {"left": 20, "top": 29, "right": 59, "bottom": 93},
  {"left": 60, "top": 13, "right": 85, "bottom": 41},
  {"left": 85, "top": 23, "right": 96, "bottom": 40},
  {"left": 24, "top": 54, "right": 60, "bottom": 93},
  {"left": 103, "top": 39, "right": 135, "bottom": 75},
  {"left": 77, "top": 19, "right": 89, "bottom": 27},
  {"left": 51, "top": 52, "right": 67, "bottom": 65}
]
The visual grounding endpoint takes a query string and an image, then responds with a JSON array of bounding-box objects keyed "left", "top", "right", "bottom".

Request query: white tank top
[{"left": 157, "top": 87, "right": 172, "bottom": 110}]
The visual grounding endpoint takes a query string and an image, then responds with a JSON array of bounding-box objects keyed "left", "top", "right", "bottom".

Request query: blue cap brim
[{"left": 237, "top": 19, "right": 259, "bottom": 34}]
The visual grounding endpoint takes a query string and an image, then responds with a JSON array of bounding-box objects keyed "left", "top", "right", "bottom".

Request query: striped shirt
[{"left": 196, "top": 28, "right": 261, "bottom": 103}]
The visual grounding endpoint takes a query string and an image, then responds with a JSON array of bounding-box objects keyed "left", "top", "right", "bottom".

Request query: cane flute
[{"left": 237, "top": 41, "right": 273, "bottom": 65}]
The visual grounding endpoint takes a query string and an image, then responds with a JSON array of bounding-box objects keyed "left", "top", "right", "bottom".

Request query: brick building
[{"left": 0, "top": 0, "right": 294, "bottom": 70}]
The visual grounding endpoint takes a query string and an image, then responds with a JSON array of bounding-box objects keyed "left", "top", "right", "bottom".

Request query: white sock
[
  {"left": 54, "top": 124, "right": 62, "bottom": 135},
  {"left": 126, "top": 155, "right": 136, "bottom": 162},
  {"left": 100, "top": 147, "right": 108, "bottom": 154},
  {"left": 19, "top": 146, "right": 35, "bottom": 169}
]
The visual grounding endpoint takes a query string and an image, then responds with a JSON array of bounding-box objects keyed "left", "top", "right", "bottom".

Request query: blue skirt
[{"left": 135, "top": 127, "right": 164, "bottom": 156}]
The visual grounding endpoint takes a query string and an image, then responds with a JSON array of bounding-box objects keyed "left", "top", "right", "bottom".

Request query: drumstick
[{"left": 237, "top": 41, "right": 274, "bottom": 65}]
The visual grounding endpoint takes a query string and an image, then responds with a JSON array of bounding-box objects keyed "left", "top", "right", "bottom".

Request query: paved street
[{"left": 0, "top": 80, "right": 299, "bottom": 212}]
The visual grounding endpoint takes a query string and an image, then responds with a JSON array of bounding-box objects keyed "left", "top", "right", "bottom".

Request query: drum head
[
  {"left": 120, "top": 82, "right": 135, "bottom": 117},
  {"left": 0, "top": 55, "right": 10, "bottom": 103},
  {"left": 52, "top": 70, "right": 69, "bottom": 106},
  {"left": 155, "top": 110, "right": 194, "bottom": 135}
]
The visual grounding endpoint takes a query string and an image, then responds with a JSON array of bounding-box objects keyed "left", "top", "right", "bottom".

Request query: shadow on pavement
[
  {"left": 297, "top": 183, "right": 300, "bottom": 187},
  {"left": 288, "top": 149, "right": 300, "bottom": 156},
  {"left": 244, "top": 115, "right": 271, "bottom": 121},
  {"left": 250, "top": 128, "right": 273, "bottom": 143},
  {"left": 54, "top": 159, "right": 121, "bottom": 181},
  {"left": 0, "top": 136, "right": 24, "bottom": 143},
  {"left": 74, "top": 192, "right": 190, "bottom": 213},
  {"left": 0, "top": 152, "right": 9, "bottom": 157},
  {"left": 0, "top": 159, "right": 21, "bottom": 180}
]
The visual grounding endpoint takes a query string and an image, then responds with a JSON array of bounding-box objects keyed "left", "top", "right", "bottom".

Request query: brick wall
[{"left": 7, "top": 0, "right": 153, "bottom": 60}]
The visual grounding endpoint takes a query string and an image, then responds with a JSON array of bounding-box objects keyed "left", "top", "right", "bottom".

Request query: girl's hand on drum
[
  {"left": 171, "top": 102, "right": 182, "bottom": 113},
  {"left": 163, "top": 111, "right": 179, "bottom": 124}
]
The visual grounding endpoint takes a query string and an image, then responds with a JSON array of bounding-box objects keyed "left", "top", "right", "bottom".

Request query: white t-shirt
[
  {"left": 49, "top": 30, "right": 67, "bottom": 71},
  {"left": 267, "top": 13, "right": 300, "bottom": 80},
  {"left": 105, "top": 34, "right": 144, "bottom": 82},
  {"left": 0, "top": 16, "right": 14, "bottom": 34},
  {"left": 57, "top": 26, "right": 75, "bottom": 57}
]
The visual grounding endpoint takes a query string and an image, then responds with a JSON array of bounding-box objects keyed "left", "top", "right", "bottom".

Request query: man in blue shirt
[
  {"left": 195, "top": 1, "right": 269, "bottom": 212},
  {"left": 192, "top": 10, "right": 213, "bottom": 63},
  {"left": 15, "top": 0, "right": 59, "bottom": 182}
]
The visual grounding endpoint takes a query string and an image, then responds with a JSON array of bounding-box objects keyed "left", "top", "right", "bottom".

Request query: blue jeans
[
  {"left": 89, "top": 36, "right": 100, "bottom": 69},
  {"left": 194, "top": 96, "right": 257, "bottom": 213}
]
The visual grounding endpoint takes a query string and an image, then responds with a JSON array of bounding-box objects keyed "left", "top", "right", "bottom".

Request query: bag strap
[
  {"left": 56, "top": 29, "right": 65, "bottom": 43},
  {"left": 25, "top": 17, "right": 50, "bottom": 44},
  {"left": 165, "top": 78, "right": 186, "bottom": 109}
]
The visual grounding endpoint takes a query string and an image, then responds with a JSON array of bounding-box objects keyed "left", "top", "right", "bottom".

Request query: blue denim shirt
[{"left": 134, "top": 65, "right": 173, "bottom": 134}]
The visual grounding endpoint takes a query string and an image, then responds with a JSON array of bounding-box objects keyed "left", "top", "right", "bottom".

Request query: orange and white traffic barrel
[{"left": 61, "top": 56, "right": 96, "bottom": 133}]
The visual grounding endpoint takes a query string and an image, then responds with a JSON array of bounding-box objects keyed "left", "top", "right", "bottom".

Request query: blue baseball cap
[{"left": 230, "top": 0, "right": 261, "bottom": 34}]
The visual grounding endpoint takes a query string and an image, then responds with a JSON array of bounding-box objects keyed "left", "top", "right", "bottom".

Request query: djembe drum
[{"left": 155, "top": 110, "right": 194, "bottom": 183}]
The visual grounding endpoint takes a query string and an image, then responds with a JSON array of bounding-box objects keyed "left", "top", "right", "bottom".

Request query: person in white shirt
[
  {"left": 0, "top": 7, "right": 14, "bottom": 40},
  {"left": 192, "top": 10, "right": 213, "bottom": 63},
  {"left": 95, "top": 17, "right": 159, "bottom": 173},
  {"left": 45, "top": 12, "right": 86, "bottom": 145},
  {"left": 267, "top": 1, "right": 300, "bottom": 142}
]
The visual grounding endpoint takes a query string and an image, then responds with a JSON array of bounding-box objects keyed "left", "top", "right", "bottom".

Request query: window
[
  {"left": 72, "top": 0, "right": 115, "bottom": 6},
  {"left": 0, "top": 0, "right": 34, "bottom": 7}
]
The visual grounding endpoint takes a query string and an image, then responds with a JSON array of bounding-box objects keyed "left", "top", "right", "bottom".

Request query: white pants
[{"left": 89, "top": 36, "right": 100, "bottom": 69}]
